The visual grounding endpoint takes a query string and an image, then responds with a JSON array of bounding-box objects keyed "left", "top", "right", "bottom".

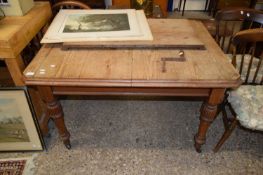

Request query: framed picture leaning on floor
[{"left": 0, "top": 87, "right": 44, "bottom": 151}]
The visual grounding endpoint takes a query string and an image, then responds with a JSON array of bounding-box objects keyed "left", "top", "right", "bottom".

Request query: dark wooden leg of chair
[
  {"left": 213, "top": 118, "right": 238, "bottom": 152},
  {"left": 221, "top": 105, "right": 229, "bottom": 130},
  {"left": 204, "top": 0, "right": 209, "bottom": 12},
  {"left": 214, "top": 91, "right": 231, "bottom": 132},
  {"left": 208, "top": 0, "right": 213, "bottom": 16},
  {"left": 228, "top": 102, "right": 237, "bottom": 117},
  {"left": 182, "top": 0, "right": 187, "bottom": 16},
  {"left": 221, "top": 36, "right": 226, "bottom": 51},
  {"left": 208, "top": 0, "right": 218, "bottom": 16},
  {"left": 212, "top": 0, "right": 219, "bottom": 17},
  {"left": 226, "top": 36, "right": 233, "bottom": 53},
  {"left": 178, "top": 0, "right": 182, "bottom": 11}
]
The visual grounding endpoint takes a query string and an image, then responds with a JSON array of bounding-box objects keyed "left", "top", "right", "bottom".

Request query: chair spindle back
[
  {"left": 231, "top": 28, "right": 263, "bottom": 85},
  {"left": 215, "top": 8, "right": 263, "bottom": 53},
  {"left": 52, "top": 1, "right": 91, "bottom": 17}
]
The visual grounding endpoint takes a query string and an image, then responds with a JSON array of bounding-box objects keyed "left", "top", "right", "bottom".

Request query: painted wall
[
  {"left": 173, "top": 0, "right": 207, "bottom": 11},
  {"left": 105, "top": 0, "right": 112, "bottom": 7}
]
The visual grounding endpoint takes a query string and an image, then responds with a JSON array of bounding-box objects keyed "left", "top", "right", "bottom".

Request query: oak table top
[{"left": 24, "top": 19, "right": 240, "bottom": 88}]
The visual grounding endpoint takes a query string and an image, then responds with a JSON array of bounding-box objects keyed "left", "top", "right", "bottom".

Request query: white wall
[
  {"left": 105, "top": 0, "right": 112, "bottom": 7},
  {"left": 173, "top": 0, "right": 207, "bottom": 11}
]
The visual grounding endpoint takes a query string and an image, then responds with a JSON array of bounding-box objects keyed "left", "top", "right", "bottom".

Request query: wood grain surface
[
  {"left": 63, "top": 19, "right": 205, "bottom": 50},
  {"left": 23, "top": 19, "right": 241, "bottom": 88},
  {"left": 0, "top": 2, "right": 52, "bottom": 58}
]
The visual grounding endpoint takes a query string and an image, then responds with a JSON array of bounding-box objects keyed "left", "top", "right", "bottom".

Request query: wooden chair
[
  {"left": 21, "top": 35, "right": 42, "bottom": 65},
  {"left": 52, "top": 0, "right": 91, "bottom": 17},
  {"left": 213, "top": 28, "right": 263, "bottom": 152},
  {"left": 214, "top": 8, "right": 263, "bottom": 52}
]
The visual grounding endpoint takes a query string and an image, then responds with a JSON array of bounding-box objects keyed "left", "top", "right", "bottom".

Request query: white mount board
[{"left": 41, "top": 9, "right": 153, "bottom": 43}]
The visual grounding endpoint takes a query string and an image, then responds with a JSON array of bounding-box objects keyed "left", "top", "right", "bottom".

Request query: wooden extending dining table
[{"left": 23, "top": 19, "right": 241, "bottom": 152}]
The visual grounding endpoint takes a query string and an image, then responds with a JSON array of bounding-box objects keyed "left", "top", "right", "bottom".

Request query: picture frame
[
  {"left": 0, "top": 87, "right": 44, "bottom": 151},
  {"left": 41, "top": 9, "right": 153, "bottom": 43}
]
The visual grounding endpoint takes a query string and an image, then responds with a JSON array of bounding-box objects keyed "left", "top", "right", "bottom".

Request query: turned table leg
[
  {"left": 194, "top": 88, "right": 225, "bottom": 153},
  {"left": 38, "top": 86, "right": 71, "bottom": 149}
]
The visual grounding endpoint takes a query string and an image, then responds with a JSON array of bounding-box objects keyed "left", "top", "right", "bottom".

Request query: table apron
[{"left": 51, "top": 86, "right": 211, "bottom": 97}]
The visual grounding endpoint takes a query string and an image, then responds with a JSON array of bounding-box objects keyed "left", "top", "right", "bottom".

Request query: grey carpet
[{"left": 34, "top": 97, "right": 263, "bottom": 174}]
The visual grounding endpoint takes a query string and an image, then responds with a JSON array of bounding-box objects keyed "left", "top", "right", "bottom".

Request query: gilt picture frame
[{"left": 0, "top": 87, "right": 44, "bottom": 151}]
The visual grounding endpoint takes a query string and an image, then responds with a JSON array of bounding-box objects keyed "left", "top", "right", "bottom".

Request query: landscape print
[
  {"left": 63, "top": 13, "right": 130, "bottom": 33},
  {"left": 0, "top": 98, "right": 30, "bottom": 143}
]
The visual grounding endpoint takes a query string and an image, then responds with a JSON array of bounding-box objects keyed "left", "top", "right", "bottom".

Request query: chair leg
[
  {"left": 204, "top": 0, "right": 209, "bottom": 12},
  {"left": 178, "top": 0, "right": 182, "bottom": 12},
  {"left": 182, "top": 0, "right": 187, "bottom": 16},
  {"left": 217, "top": 93, "right": 230, "bottom": 130},
  {"left": 213, "top": 118, "right": 238, "bottom": 152},
  {"left": 226, "top": 37, "right": 233, "bottom": 53},
  {"left": 212, "top": 0, "right": 219, "bottom": 17},
  {"left": 221, "top": 105, "right": 229, "bottom": 130},
  {"left": 208, "top": 0, "right": 213, "bottom": 16}
]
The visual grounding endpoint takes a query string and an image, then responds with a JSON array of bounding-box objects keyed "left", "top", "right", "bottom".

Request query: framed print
[
  {"left": 41, "top": 9, "right": 153, "bottom": 43},
  {"left": 0, "top": 87, "right": 44, "bottom": 151}
]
